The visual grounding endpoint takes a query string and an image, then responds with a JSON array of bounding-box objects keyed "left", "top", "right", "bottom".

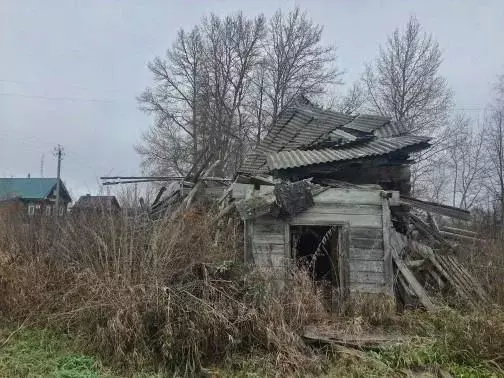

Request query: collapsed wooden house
[
  {"left": 230, "top": 98, "right": 487, "bottom": 309},
  {"left": 138, "top": 97, "right": 488, "bottom": 310}
]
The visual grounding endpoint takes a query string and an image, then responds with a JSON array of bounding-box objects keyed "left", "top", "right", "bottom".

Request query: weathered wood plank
[
  {"left": 253, "top": 234, "right": 285, "bottom": 245},
  {"left": 254, "top": 222, "right": 284, "bottom": 234},
  {"left": 392, "top": 247, "right": 435, "bottom": 311},
  {"left": 349, "top": 271, "right": 385, "bottom": 285},
  {"left": 349, "top": 248, "right": 383, "bottom": 260},
  {"left": 400, "top": 196, "right": 471, "bottom": 220},
  {"left": 350, "top": 283, "right": 390, "bottom": 294},
  {"left": 290, "top": 213, "right": 382, "bottom": 228},
  {"left": 313, "top": 189, "right": 383, "bottom": 205},
  {"left": 339, "top": 225, "right": 350, "bottom": 298},
  {"left": 441, "top": 226, "right": 477, "bottom": 237},
  {"left": 252, "top": 243, "right": 284, "bottom": 255},
  {"left": 299, "top": 204, "right": 382, "bottom": 216},
  {"left": 440, "top": 230, "right": 482, "bottom": 243},
  {"left": 351, "top": 238, "right": 383, "bottom": 249},
  {"left": 350, "top": 227, "right": 383, "bottom": 239},
  {"left": 244, "top": 220, "right": 253, "bottom": 264},
  {"left": 349, "top": 259, "right": 385, "bottom": 273},
  {"left": 252, "top": 253, "right": 289, "bottom": 267},
  {"left": 382, "top": 198, "right": 393, "bottom": 295}
]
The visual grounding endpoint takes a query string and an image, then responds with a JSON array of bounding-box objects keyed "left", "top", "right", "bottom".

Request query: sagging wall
[{"left": 245, "top": 188, "right": 394, "bottom": 295}]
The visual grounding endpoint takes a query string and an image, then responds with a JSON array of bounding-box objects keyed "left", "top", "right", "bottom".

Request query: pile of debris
[
  {"left": 389, "top": 198, "right": 490, "bottom": 310},
  {"left": 101, "top": 97, "right": 490, "bottom": 312}
]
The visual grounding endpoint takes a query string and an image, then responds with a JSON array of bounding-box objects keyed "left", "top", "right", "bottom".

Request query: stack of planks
[
  {"left": 409, "top": 241, "right": 490, "bottom": 308},
  {"left": 391, "top": 218, "right": 489, "bottom": 310}
]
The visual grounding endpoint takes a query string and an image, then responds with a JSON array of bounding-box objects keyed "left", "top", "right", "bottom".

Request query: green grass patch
[{"left": 0, "top": 326, "right": 111, "bottom": 378}]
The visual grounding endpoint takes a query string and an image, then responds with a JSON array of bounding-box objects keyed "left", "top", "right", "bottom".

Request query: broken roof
[{"left": 239, "top": 100, "right": 431, "bottom": 174}]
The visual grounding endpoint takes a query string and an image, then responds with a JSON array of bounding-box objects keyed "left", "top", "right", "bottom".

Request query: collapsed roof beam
[{"left": 399, "top": 196, "right": 471, "bottom": 221}]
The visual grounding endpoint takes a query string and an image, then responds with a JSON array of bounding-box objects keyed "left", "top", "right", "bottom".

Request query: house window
[
  {"left": 28, "top": 204, "right": 35, "bottom": 216},
  {"left": 35, "top": 204, "right": 41, "bottom": 213},
  {"left": 45, "top": 206, "right": 52, "bottom": 216},
  {"left": 59, "top": 206, "right": 64, "bottom": 216}
]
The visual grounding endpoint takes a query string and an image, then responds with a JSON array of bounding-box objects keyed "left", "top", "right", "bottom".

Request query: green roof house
[{"left": 0, "top": 177, "right": 72, "bottom": 216}]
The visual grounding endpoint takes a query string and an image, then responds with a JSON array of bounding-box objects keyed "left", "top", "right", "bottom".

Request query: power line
[
  {"left": 0, "top": 78, "right": 127, "bottom": 93},
  {"left": 0, "top": 91, "right": 134, "bottom": 104}
]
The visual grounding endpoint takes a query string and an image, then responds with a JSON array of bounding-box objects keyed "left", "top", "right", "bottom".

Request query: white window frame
[
  {"left": 28, "top": 204, "right": 35, "bottom": 216},
  {"left": 59, "top": 206, "right": 64, "bottom": 216},
  {"left": 45, "top": 205, "right": 52, "bottom": 216}
]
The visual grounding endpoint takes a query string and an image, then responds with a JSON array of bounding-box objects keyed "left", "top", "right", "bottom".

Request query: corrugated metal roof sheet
[
  {"left": 374, "top": 121, "right": 408, "bottom": 137},
  {"left": 0, "top": 178, "right": 72, "bottom": 202},
  {"left": 266, "top": 136, "right": 431, "bottom": 171},
  {"left": 343, "top": 114, "right": 390, "bottom": 133},
  {"left": 238, "top": 101, "right": 427, "bottom": 175},
  {"left": 0, "top": 178, "right": 58, "bottom": 199}
]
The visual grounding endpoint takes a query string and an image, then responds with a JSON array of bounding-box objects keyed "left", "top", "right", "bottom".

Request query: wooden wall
[{"left": 245, "top": 188, "right": 394, "bottom": 295}]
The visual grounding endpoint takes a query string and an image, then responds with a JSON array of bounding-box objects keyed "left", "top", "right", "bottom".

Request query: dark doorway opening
[{"left": 290, "top": 225, "right": 339, "bottom": 284}]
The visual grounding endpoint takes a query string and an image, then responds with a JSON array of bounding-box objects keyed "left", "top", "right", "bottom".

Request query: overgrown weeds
[{"left": 0, "top": 210, "right": 326, "bottom": 376}]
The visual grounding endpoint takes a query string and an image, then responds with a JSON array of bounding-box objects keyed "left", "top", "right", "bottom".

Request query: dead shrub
[
  {"left": 0, "top": 210, "right": 327, "bottom": 376},
  {"left": 341, "top": 292, "right": 396, "bottom": 326}
]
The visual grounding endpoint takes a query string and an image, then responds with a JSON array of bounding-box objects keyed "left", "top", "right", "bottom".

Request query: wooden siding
[
  {"left": 290, "top": 189, "right": 387, "bottom": 293},
  {"left": 245, "top": 188, "right": 389, "bottom": 295},
  {"left": 249, "top": 216, "right": 288, "bottom": 270}
]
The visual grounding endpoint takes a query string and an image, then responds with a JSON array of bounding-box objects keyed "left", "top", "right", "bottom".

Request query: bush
[{"left": 0, "top": 210, "right": 326, "bottom": 376}]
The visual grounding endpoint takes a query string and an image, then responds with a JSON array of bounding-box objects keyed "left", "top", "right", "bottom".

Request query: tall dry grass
[{"left": 0, "top": 209, "right": 326, "bottom": 376}]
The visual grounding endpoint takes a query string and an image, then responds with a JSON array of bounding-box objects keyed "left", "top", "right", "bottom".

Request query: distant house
[
  {"left": 0, "top": 177, "right": 72, "bottom": 216},
  {"left": 73, "top": 195, "right": 121, "bottom": 214}
]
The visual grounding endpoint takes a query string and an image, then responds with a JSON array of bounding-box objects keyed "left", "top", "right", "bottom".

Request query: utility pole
[
  {"left": 53, "top": 145, "right": 64, "bottom": 217},
  {"left": 40, "top": 153, "right": 45, "bottom": 178}
]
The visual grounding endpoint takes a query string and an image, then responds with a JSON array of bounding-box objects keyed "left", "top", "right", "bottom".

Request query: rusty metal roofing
[
  {"left": 266, "top": 135, "right": 431, "bottom": 171},
  {"left": 238, "top": 101, "right": 428, "bottom": 174}
]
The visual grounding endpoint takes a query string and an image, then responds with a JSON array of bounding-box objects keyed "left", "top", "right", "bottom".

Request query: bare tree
[
  {"left": 328, "top": 82, "right": 366, "bottom": 114},
  {"left": 137, "top": 14, "right": 266, "bottom": 175},
  {"left": 446, "top": 115, "right": 486, "bottom": 209},
  {"left": 265, "top": 7, "right": 343, "bottom": 125},
  {"left": 361, "top": 16, "right": 453, "bottom": 197},
  {"left": 362, "top": 16, "right": 452, "bottom": 134},
  {"left": 485, "top": 108, "right": 504, "bottom": 220},
  {"left": 137, "top": 27, "right": 205, "bottom": 175},
  {"left": 137, "top": 8, "right": 341, "bottom": 175}
]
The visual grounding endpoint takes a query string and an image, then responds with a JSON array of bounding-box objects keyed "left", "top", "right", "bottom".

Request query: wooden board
[
  {"left": 382, "top": 198, "right": 393, "bottom": 294},
  {"left": 351, "top": 238, "right": 383, "bottom": 249},
  {"left": 290, "top": 213, "right": 382, "bottom": 227},
  {"left": 349, "top": 248, "right": 384, "bottom": 260},
  {"left": 349, "top": 283, "right": 390, "bottom": 294},
  {"left": 253, "top": 234, "right": 285, "bottom": 245},
  {"left": 349, "top": 271, "right": 385, "bottom": 285},
  {"left": 253, "top": 222, "right": 284, "bottom": 234},
  {"left": 392, "top": 245, "right": 435, "bottom": 311},
  {"left": 400, "top": 196, "right": 471, "bottom": 220},
  {"left": 252, "top": 253, "right": 288, "bottom": 267},
  {"left": 313, "top": 189, "right": 383, "bottom": 205},
  {"left": 298, "top": 204, "right": 382, "bottom": 216},
  {"left": 349, "top": 260, "right": 385, "bottom": 273},
  {"left": 350, "top": 227, "right": 383, "bottom": 239},
  {"left": 252, "top": 243, "right": 284, "bottom": 255}
]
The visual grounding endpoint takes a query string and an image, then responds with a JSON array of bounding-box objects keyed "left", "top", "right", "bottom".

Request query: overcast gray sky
[{"left": 1, "top": 0, "right": 503, "bottom": 200}]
